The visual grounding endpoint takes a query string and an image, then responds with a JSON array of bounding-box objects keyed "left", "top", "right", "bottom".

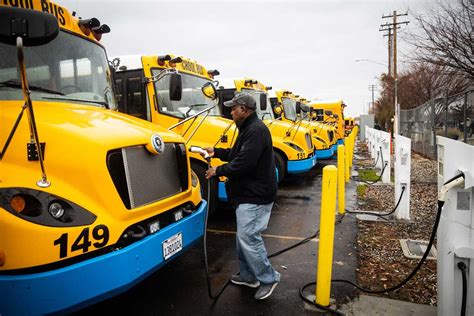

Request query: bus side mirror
[
  {"left": 260, "top": 94, "right": 267, "bottom": 111},
  {"left": 202, "top": 82, "right": 217, "bottom": 100},
  {"left": 274, "top": 106, "right": 282, "bottom": 115},
  {"left": 324, "top": 110, "right": 333, "bottom": 116},
  {"left": 0, "top": 7, "right": 59, "bottom": 46},
  {"left": 169, "top": 73, "right": 182, "bottom": 101}
]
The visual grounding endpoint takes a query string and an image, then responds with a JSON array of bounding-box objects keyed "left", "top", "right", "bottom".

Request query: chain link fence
[{"left": 400, "top": 89, "right": 473, "bottom": 158}]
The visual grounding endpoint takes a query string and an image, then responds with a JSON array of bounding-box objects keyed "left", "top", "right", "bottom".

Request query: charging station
[
  {"left": 374, "top": 131, "right": 385, "bottom": 169},
  {"left": 366, "top": 127, "right": 371, "bottom": 155},
  {"left": 394, "top": 135, "right": 411, "bottom": 220},
  {"left": 374, "top": 130, "right": 381, "bottom": 162},
  {"left": 379, "top": 131, "right": 391, "bottom": 184},
  {"left": 437, "top": 136, "right": 474, "bottom": 316},
  {"left": 368, "top": 128, "right": 376, "bottom": 160}
]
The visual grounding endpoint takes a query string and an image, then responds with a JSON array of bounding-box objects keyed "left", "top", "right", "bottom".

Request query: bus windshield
[
  {"left": 241, "top": 89, "right": 274, "bottom": 120},
  {"left": 152, "top": 71, "right": 220, "bottom": 118},
  {"left": 0, "top": 31, "right": 116, "bottom": 109},
  {"left": 282, "top": 97, "right": 297, "bottom": 121}
]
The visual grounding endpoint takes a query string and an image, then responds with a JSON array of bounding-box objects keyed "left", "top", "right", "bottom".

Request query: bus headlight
[
  {"left": 191, "top": 170, "right": 199, "bottom": 187},
  {"left": 48, "top": 201, "right": 65, "bottom": 219},
  {"left": 283, "top": 142, "right": 303, "bottom": 153},
  {"left": 0, "top": 188, "right": 96, "bottom": 227}
]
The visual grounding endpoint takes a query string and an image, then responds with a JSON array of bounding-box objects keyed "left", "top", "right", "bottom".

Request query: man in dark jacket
[{"left": 204, "top": 92, "right": 280, "bottom": 300}]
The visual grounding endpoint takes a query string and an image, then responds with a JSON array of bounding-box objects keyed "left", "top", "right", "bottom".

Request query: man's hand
[
  {"left": 205, "top": 167, "right": 217, "bottom": 179},
  {"left": 204, "top": 147, "right": 215, "bottom": 158}
]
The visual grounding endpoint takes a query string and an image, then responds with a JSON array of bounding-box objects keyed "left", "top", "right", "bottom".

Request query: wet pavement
[{"left": 76, "top": 160, "right": 359, "bottom": 315}]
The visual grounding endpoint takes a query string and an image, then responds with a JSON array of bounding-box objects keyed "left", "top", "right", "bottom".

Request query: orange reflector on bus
[{"left": 10, "top": 195, "right": 25, "bottom": 213}]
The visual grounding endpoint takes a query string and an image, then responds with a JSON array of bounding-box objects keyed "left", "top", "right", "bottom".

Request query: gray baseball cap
[{"left": 223, "top": 93, "right": 256, "bottom": 109}]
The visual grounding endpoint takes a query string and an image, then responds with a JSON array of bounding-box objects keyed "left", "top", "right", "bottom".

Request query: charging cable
[
  {"left": 355, "top": 151, "right": 379, "bottom": 170},
  {"left": 458, "top": 262, "right": 467, "bottom": 316},
  {"left": 351, "top": 147, "right": 387, "bottom": 185},
  {"left": 345, "top": 186, "right": 406, "bottom": 220},
  {"left": 189, "top": 146, "right": 230, "bottom": 300}
]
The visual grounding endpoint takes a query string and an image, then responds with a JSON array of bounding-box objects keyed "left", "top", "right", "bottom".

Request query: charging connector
[
  {"left": 189, "top": 146, "right": 210, "bottom": 160},
  {"left": 438, "top": 172, "right": 465, "bottom": 203}
]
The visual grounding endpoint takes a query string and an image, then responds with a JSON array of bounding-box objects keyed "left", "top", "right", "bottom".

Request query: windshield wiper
[
  {"left": 184, "top": 103, "right": 208, "bottom": 117},
  {"left": 42, "top": 96, "right": 109, "bottom": 108},
  {"left": 0, "top": 80, "right": 65, "bottom": 96}
]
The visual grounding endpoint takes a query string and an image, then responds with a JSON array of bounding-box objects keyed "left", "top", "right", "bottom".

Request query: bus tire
[
  {"left": 274, "top": 151, "right": 286, "bottom": 183},
  {"left": 191, "top": 161, "right": 218, "bottom": 216}
]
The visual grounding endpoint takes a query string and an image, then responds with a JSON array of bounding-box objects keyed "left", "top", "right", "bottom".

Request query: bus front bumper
[
  {"left": 316, "top": 147, "right": 335, "bottom": 160},
  {"left": 287, "top": 154, "right": 317, "bottom": 174},
  {"left": 0, "top": 201, "right": 207, "bottom": 315}
]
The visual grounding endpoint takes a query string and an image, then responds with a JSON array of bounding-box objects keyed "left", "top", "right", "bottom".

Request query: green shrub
[
  {"left": 358, "top": 169, "right": 379, "bottom": 181},
  {"left": 357, "top": 184, "right": 368, "bottom": 198}
]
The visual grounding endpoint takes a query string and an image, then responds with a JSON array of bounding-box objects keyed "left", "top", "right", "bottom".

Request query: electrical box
[
  {"left": 437, "top": 136, "right": 474, "bottom": 316},
  {"left": 394, "top": 135, "right": 411, "bottom": 219}
]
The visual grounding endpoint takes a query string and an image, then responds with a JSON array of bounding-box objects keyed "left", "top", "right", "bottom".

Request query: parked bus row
[{"left": 0, "top": 1, "right": 354, "bottom": 314}]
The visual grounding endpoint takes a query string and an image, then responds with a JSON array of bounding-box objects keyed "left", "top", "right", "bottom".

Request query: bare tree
[
  {"left": 398, "top": 63, "right": 469, "bottom": 106},
  {"left": 410, "top": 0, "right": 474, "bottom": 80},
  {"left": 373, "top": 62, "right": 469, "bottom": 128}
]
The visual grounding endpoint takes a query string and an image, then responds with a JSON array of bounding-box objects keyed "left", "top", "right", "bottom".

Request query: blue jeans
[{"left": 236, "top": 203, "right": 281, "bottom": 285}]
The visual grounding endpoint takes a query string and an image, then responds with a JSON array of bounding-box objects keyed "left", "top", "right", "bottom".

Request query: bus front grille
[{"left": 107, "top": 143, "right": 188, "bottom": 209}]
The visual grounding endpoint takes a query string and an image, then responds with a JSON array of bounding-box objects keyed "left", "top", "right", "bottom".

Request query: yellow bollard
[
  {"left": 337, "top": 145, "right": 345, "bottom": 215},
  {"left": 349, "top": 133, "right": 354, "bottom": 169},
  {"left": 344, "top": 140, "right": 350, "bottom": 182},
  {"left": 346, "top": 135, "right": 352, "bottom": 169},
  {"left": 350, "top": 127, "right": 358, "bottom": 165},
  {"left": 316, "top": 165, "right": 338, "bottom": 306},
  {"left": 353, "top": 128, "right": 358, "bottom": 162}
]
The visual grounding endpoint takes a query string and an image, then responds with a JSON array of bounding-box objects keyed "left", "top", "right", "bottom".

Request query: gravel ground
[{"left": 354, "top": 141, "right": 439, "bottom": 305}]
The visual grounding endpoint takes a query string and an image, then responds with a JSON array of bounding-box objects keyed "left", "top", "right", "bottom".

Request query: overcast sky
[{"left": 59, "top": 0, "right": 431, "bottom": 117}]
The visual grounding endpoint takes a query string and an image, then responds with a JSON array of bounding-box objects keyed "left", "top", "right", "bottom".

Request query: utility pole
[
  {"left": 380, "top": 11, "right": 409, "bottom": 135},
  {"left": 368, "top": 85, "right": 376, "bottom": 114}
]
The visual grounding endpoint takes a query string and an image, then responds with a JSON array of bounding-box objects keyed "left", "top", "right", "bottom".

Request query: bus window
[{"left": 126, "top": 76, "right": 147, "bottom": 120}]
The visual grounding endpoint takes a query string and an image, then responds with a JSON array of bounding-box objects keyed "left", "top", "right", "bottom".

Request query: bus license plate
[{"left": 162, "top": 232, "right": 183, "bottom": 260}]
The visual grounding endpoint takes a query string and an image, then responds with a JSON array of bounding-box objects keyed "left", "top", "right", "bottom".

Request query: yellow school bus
[
  {"left": 345, "top": 116, "right": 355, "bottom": 136},
  {"left": 311, "top": 99, "right": 347, "bottom": 145},
  {"left": 114, "top": 55, "right": 237, "bottom": 210},
  {"left": 271, "top": 90, "right": 338, "bottom": 160},
  {"left": 217, "top": 78, "right": 316, "bottom": 181},
  {"left": 298, "top": 96, "right": 340, "bottom": 159},
  {"left": 0, "top": 2, "right": 205, "bottom": 314}
]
